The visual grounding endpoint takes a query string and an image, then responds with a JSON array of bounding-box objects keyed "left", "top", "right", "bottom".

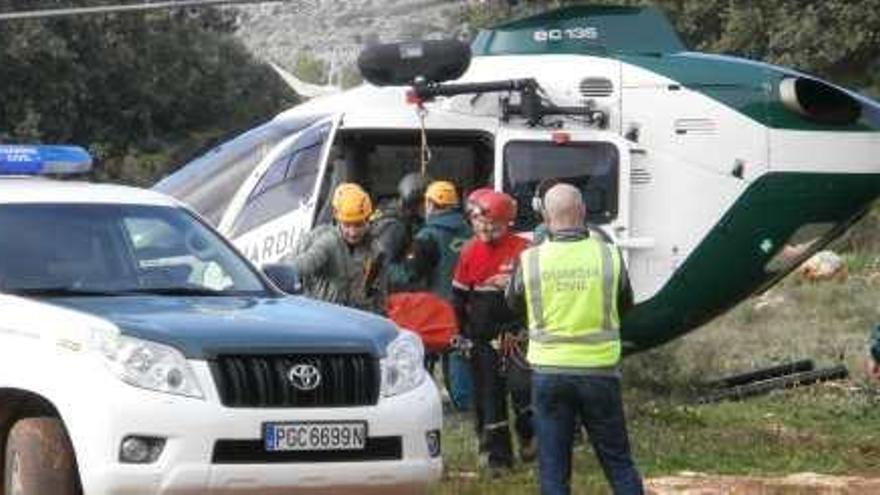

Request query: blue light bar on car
[{"left": 0, "top": 145, "right": 93, "bottom": 175}]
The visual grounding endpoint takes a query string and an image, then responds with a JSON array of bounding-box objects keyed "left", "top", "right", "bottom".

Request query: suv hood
[{"left": 48, "top": 295, "right": 398, "bottom": 359}]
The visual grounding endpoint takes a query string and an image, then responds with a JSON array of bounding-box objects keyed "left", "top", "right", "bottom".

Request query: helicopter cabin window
[
  {"left": 229, "top": 121, "right": 330, "bottom": 237},
  {"left": 314, "top": 131, "right": 494, "bottom": 225},
  {"left": 503, "top": 141, "right": 619, "bottom": 231}
]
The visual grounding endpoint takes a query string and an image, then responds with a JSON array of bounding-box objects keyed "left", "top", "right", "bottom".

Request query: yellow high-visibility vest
[{"left": 522, "top": 238, "right": 622, "bottom": 369}]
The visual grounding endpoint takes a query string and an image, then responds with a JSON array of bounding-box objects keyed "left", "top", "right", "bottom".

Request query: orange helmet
[
  {"left": 425, "top": 181, "right": 459, "bottom": 207},
  {"left": 332, "top": 183, "right": 373, "bottom": 223},
  {"left": 474, "top": 190, "right": 517, "bottom": 225}
]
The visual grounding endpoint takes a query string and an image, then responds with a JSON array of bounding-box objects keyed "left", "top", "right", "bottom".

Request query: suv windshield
[
  {"left": 0, "top": 204, "right": 268, "bottom": 296},
  {"left": 504, "top": 141, "right": 619, "bottom": 231}
]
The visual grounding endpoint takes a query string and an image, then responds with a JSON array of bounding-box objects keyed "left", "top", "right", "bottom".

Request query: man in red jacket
[{"left": 453, "top": 190, "right": 534, "bottom": 472}]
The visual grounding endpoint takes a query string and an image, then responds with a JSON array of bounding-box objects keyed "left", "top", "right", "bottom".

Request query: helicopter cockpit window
[
  {"left": 153, "top": 116, "right": 320, "bottom": 226},
  {"left": 503, "top": 141, "right": 619, "bottom": 231},
  {"left": 230, "top": 121, "right": 331, "bottom": 237}
]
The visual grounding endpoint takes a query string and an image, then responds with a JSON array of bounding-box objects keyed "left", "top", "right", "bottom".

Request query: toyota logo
[{"left": 287, "top": 363, "right": 321, "bottom": 391}]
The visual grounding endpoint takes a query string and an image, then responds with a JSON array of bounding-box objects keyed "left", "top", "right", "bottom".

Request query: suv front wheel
[{"left": 4, "top": 417, "right": 80, "bottom": 495}]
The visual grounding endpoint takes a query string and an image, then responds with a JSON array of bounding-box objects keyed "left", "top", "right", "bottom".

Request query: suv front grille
[{"left": 211, "top": 354, "right": 380, "bottom": 408}]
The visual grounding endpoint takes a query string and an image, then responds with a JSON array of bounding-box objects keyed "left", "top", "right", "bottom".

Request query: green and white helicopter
[{"left": 156, "top": 5, "right": 880, "bottom": 352}]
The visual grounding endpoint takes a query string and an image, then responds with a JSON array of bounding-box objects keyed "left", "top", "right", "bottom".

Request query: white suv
[{"left": 0, "top": 146, "right": 442, "bottom": 495}]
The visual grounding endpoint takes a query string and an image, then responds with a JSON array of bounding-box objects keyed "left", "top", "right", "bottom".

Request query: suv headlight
[
  {"left": 380, "top": 330, "right": 426, "bottom": 398},
  {"left": 94, "top": 333, "right": 204, "bottom": 399}
]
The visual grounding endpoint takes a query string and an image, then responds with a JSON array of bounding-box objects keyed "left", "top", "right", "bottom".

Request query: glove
[{"left": 450, "top": 335, "right": 474, "bottom": 359}]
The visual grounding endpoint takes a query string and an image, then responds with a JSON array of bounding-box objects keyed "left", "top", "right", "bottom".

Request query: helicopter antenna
[{"left": 0, "top": 0, "right": 288, "bottom": 21}]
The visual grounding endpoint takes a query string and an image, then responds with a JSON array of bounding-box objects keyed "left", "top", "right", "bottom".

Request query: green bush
[{"left": 0, "top": 1, "right": 297, "bottom": 185}]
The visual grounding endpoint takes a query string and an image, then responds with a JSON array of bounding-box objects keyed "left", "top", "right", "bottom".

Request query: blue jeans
[
  {"left": 443, "top": 350, "right": 473, "bottom": 411},
  {"left": 532, "top": 372, "right": 643, "bottom": 495}
]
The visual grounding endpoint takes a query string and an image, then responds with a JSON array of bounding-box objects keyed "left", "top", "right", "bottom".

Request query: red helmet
[
  {"left": 466, "top": 187, "right": 493, "bottom": 218},
  {"left": 466, "top": 187, "right": 493, "bottom": 207},
  {"left": 474, "top": 190, "right": 517, "bottom": 224}
]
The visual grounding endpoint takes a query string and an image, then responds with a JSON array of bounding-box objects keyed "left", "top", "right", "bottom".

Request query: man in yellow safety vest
[{"left": 506, "top": 183, "right": 643, "bottom": 495}]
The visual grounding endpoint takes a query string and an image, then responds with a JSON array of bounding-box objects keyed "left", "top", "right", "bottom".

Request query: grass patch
[{"left": 630, "top": 387, "right": 880, "bottom": 477}]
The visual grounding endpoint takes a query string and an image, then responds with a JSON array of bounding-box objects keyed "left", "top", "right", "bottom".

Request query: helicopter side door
[
  {"left": 218, "top": 114, "right": 343, "bottom": 266},
  {"left": 496, "top": 129, "right": 636, "bottom": 259}
]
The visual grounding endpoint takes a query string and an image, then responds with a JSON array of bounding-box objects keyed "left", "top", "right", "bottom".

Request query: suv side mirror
[{"left": 262, "top": 264, "right": 303, "bottom": 295}]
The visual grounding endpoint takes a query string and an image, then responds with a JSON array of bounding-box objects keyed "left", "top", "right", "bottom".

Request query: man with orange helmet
[
  {"left": 386, "top": 180, "right": 474, "bottom": 410},
  {"left": 284, "top": 182, "right": 385, "bottom": 313},
  {"left": 452, "top": 189, "right": 535, "bottom": 473},
  {"left": 388, "top": 181, "right": 470, "bottom": 295}
]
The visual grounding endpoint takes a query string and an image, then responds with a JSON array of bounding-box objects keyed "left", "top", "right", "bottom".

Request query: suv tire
[{"left": 3, "top": 417, "right": 80, "bottom": 495}]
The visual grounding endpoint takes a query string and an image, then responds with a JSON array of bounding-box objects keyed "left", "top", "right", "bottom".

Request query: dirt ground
[{"left": 646, "top": 472, "right": 880, "bottom": 494}]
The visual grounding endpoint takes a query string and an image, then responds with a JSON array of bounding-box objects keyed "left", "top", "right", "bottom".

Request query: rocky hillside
[{"left": 234, "top": 0, "right": 473, "bottom": 85}]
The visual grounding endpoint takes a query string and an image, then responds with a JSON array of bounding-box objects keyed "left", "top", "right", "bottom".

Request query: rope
[{"left": 417, "top": 106, "right": 431, "bottom": 176}]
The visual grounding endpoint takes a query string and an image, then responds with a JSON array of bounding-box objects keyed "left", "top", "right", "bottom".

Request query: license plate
[{"left": 263, "top": 421, "right": 367, "bottom": 452}]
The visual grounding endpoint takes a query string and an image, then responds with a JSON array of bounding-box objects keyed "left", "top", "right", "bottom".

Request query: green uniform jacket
[
  {"left": 371, "top": 203, "right": 422, "bottom": 264},
  {"left": 285, "top": 224, "right": 383, "bottom": 313},
  {"left": 388, "top": 209, "right": 471, "bottom": 301}
]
